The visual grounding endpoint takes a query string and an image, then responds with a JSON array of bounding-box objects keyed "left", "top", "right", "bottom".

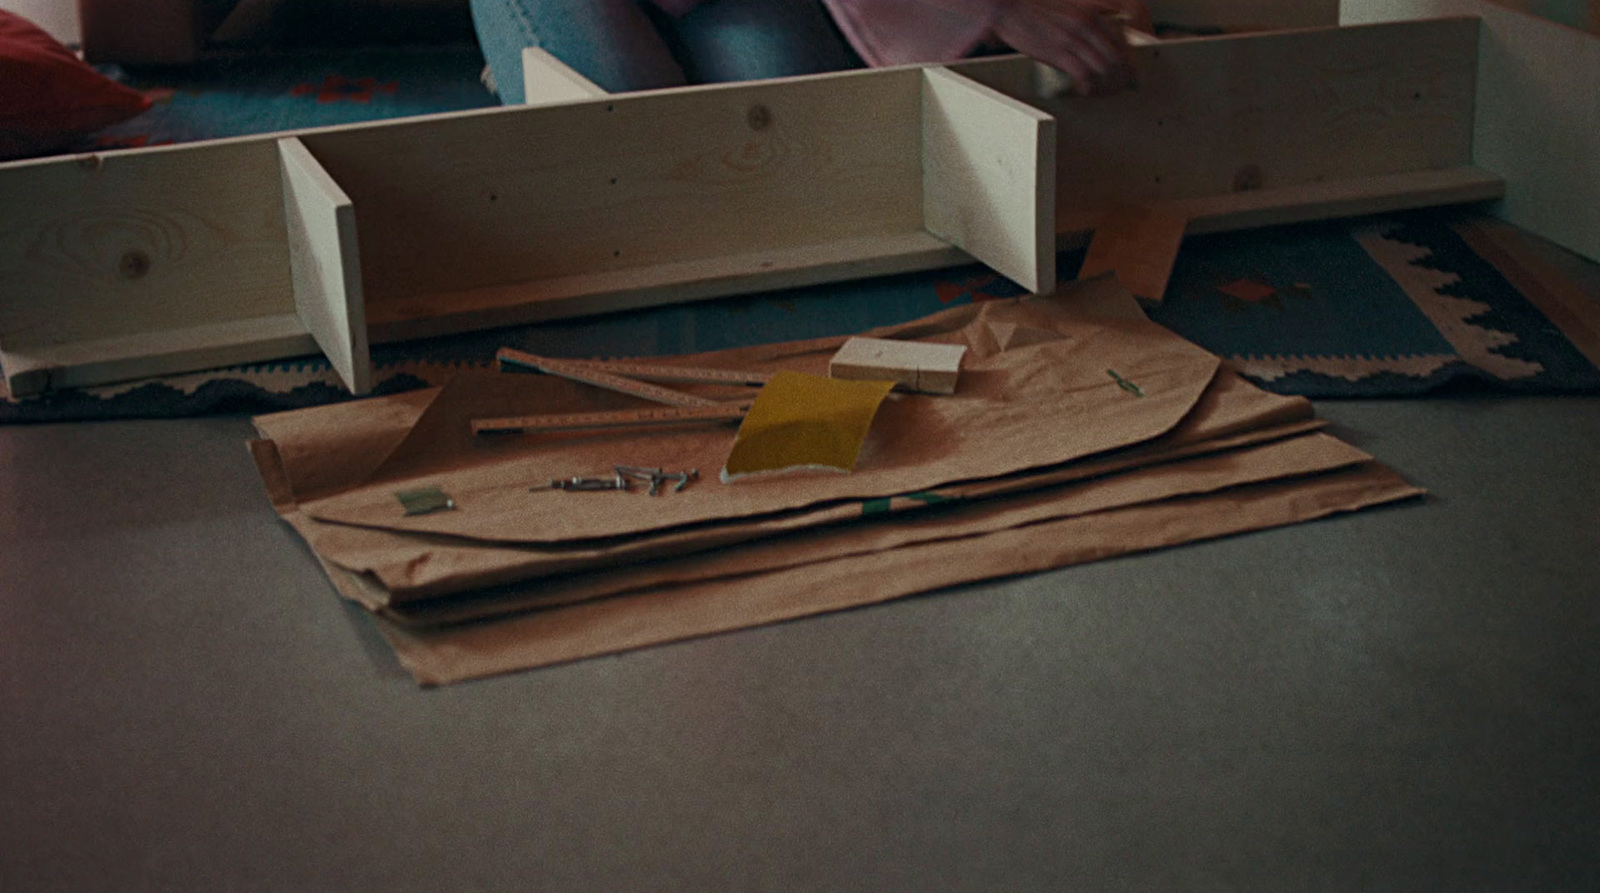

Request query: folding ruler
[{"left": 472, "top": 348, "right": 772, "bottom": 436}]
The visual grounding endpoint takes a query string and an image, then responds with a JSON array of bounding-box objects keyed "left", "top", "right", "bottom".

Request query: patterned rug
[{"left": 1148, "top": 210, "right": 1600, "bottom": 397}]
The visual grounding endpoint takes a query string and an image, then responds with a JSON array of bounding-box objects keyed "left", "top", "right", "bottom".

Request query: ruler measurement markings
[
  {"left": 472, "top": 402, "right": 751, "bottom": 435},
  {"left": 497, "top": 348, "right": 772, "bottom": 391}
]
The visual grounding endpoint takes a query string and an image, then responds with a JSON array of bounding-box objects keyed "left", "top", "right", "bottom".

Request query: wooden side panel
[
  {"left": 921, "top": 67, "right": 1057, "bottom": 293},
  {"left": 521, "top": 47, "right": 609, "bottom": 106},
  {"left": 298, "top": 68, "right": 928, "bottom": 307},
  {"left": 0, "top": 140, "right": 299, "bottom": 395},
  {"left": 951, "top": 18, "right": 1479, "bottom": 213},
  {"left": 279, "top": 138, "right": 371, "bottom": 395},
  {"left": 1169, "top": 165, "right": 1503, "bottom": 233},
  {"left": 1342, "top": 0, "right": 1600, "bottom": 262},
  {"left": 0, "top": 142, "right": 295, "bottom": 348}
]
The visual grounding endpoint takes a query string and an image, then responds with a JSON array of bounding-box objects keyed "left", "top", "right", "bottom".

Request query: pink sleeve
[
  {"left": 822, "top": 0, "right": 1001, "bottom": 67},
  {"left": 648, "top": 0, "right": 709, "bottom": 16}
]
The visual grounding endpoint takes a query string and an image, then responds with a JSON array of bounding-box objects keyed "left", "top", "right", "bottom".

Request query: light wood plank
[
  {"left": 520, "top": 47, "right": 609, "bottom": 106},
  {"left": 279, "top": 138, "right": 372, "bottom": 394},
  {"left": 1171, "top": 165, "right": 1504, "bottom": 232},
  {"left": 0, "top": 142, "right": 294, "bottom": 348},
  {"left": 366, "top": 231, "right": 968, "bottom": 342},
  {"left": 1057, "top": 165, "right": 1504, "bottom": 248},
  {"left": 1341, "top": 0, "right": 1600, "bottom": 262},
  {"left": 0, "top": 313, "right": 314, "bottom": 396},
  {"left": 298, "top": 67, "right": 928, "bottom": 306},
  {"left": 921, "top": 66, "right": 1057, "bottom": 293},
  {"left": 829, "top": 337, "right": 968, "bottom": 394},
  {"left": 0, "top": 140, "right": 297, "bottom": 396},
  {"left": 952, "top": 18, "right": 1480, "bottom": 211}
]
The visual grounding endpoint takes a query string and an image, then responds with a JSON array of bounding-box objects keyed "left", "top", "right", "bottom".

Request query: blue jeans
[{"left": 471, "top": 0, "right": 864, "bottom": 102}]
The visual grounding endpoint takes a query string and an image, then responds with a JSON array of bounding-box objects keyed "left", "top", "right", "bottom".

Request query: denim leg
[
  {"left": 667, "top": 0, "right": 863, "bottom": 84},
  {"left": 469, "top": 0, "right": 687, "bottom": 103}
]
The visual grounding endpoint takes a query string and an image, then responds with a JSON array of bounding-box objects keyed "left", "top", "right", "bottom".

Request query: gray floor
[{"left": 2, "top": 394, "right": 1598, "bottom": 891}]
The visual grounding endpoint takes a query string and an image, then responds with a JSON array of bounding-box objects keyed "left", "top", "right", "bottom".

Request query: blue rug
[{"left": 1147, "top": 210, "right": 1600, "bottom": 397}]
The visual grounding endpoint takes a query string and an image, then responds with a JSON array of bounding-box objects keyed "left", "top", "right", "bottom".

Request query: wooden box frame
[{"left": 2, "top": 4, "right": 1594, "bottom": 398}]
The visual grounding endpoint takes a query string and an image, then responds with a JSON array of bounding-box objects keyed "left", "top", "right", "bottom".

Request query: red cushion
[{"left": 0, "top": 11, "right": 153, "bottom": 159}]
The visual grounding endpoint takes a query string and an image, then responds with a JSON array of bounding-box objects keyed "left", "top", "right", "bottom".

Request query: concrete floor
[{"left": 2, "top": 394, "right": 1597, "bottom": 890}]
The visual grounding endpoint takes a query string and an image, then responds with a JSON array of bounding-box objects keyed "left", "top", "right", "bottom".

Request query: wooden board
[
  {"left": 921, "top": 67, "right": 1057, "bottom": 293},
  {"left": 0, "top": 139, "right": 303, "bottom": 396},
  {"left": 829, "top": 336, "right": 968, "bottom": 394},
  {"left": 367, "top": 230, "right": 966, "bottom": 342},
  {"left": 279, "top": 138, "right": 371, "bottom": 395},
  {"left": 368, "top": 65, "right": 1055, "bottom": 339},
  {"left": 1340, "top": 0, "right": 1600, "bottom": 262},
  {"left": 952, "top": 18, "right": 1481, "bottom": 212},
  {"left": 1057, "top": 165, "right": 1505, "bottom": 246},
  {"left": 297, "top": 68, "right": 929, "bottom": 307}
]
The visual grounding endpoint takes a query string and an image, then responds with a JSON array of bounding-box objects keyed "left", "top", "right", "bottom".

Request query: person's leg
[
  {"left": 469, "top": 0, "right": 687, "bottom": 103},
  {"left": 666, "top": 0, "right": 863, "bottom": 84}
]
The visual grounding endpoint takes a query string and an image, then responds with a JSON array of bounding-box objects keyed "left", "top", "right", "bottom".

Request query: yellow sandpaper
[{"left": 721, "top": 371, "right": 896, "bottom": 481}]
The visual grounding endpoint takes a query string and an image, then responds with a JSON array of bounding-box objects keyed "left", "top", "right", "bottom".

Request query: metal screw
[{"left": 542, "top": 475, "right": 629, "bottom": 492}]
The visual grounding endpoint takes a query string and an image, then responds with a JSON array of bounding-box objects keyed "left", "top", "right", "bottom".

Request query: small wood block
[
  {"left": 828, "top": 337, "right": 968, "bottom": 395},
  {"left": 1078, "top": 204, "right": 1190, "bottom": 302}
]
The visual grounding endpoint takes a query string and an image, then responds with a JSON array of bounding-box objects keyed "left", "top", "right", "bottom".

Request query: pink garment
[{"left": 649, "top": 0, "right": 1000, "bottom": 67}]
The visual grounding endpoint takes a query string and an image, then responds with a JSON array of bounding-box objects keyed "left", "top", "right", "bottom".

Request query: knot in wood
[{"left": 120, "top": 250, "right": 152, "bottom": 279}]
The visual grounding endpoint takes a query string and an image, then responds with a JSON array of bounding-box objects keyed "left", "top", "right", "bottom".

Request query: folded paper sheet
[
  {"left": 371, "top": 464, "right": 1419, "bottom": 685},
  {"left": 255, "top": 367, "right": 1322, "bottom": 604},
  {"left": 294, "top": 295, "right": 1222, "bottom": 543},
  {"left": 250, "top": 279, "right": 1424, "bottom": 684}
]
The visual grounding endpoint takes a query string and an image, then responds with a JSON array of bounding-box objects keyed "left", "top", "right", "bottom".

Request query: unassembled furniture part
[
  {"left": 830, "top": 337, "right": 969, "bottom": 395},
  {"left": 2, "top": 4, "right": 1593, "bottom": 399},
  {"left": 0, "top": 61, "right": 1052, "bottom": 397}
]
